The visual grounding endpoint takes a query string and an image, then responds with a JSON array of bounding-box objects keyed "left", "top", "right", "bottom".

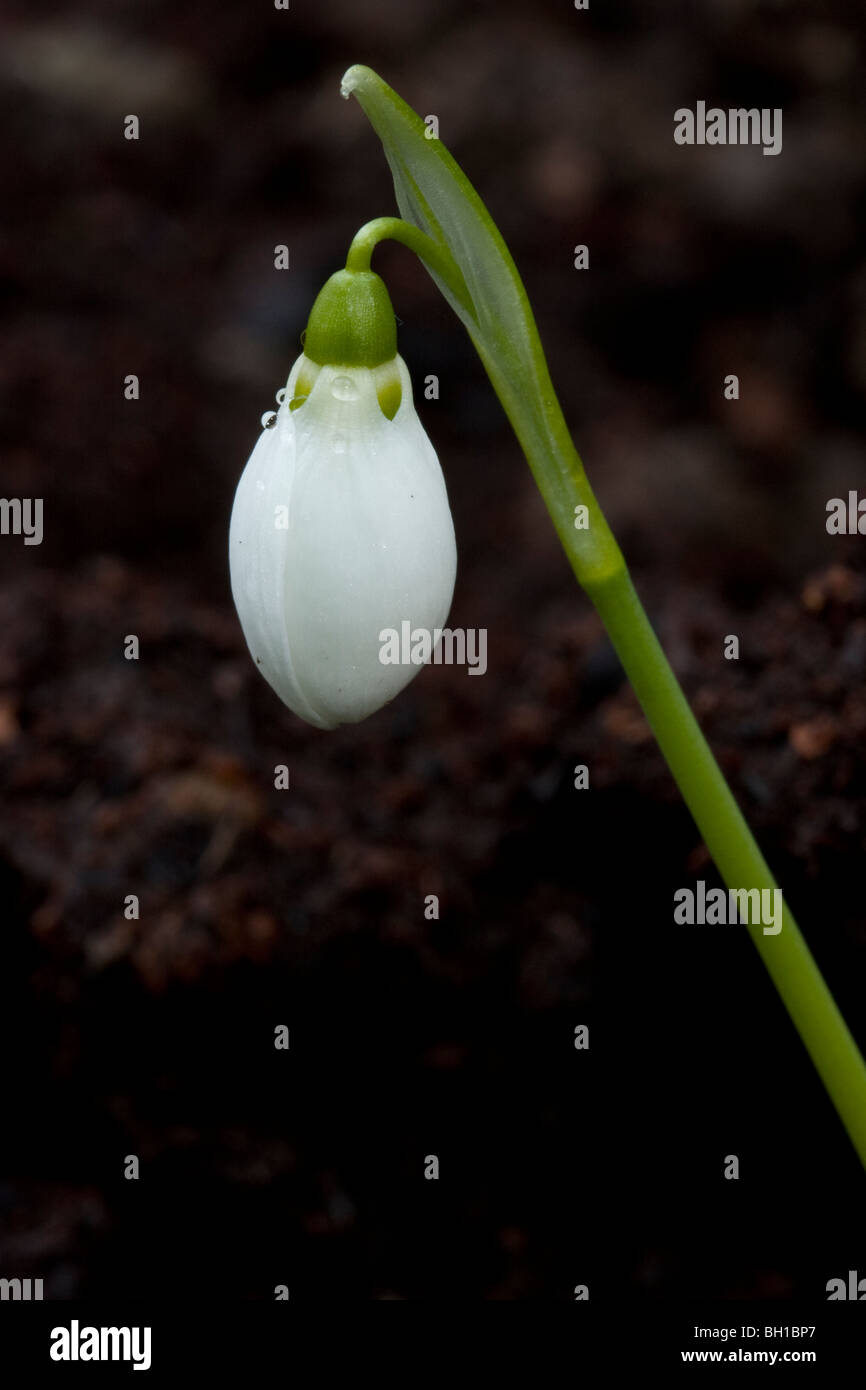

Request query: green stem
[
  {"left": 591, "top": 567, "right": 866, "bottom": 1169},
  {"left": 352, "top": 217, "right": 866, "bottom": 1168},
  {"left": 511, "top": 382, "right": 866, "bottom": 1170},
  {"left": 504, "top": 362, "right": 866, "bottom": 1169},
  {"left": 346, "top": 218, "right": 474, "bottom": 316}
]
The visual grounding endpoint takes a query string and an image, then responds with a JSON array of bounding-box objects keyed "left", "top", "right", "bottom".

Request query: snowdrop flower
[{"left": 229, "top": 269, "right": 457, "bottom": 729}]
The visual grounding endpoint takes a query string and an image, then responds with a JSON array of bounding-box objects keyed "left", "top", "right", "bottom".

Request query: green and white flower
[{"left": 229, "top": 270, "right": 456, "bottom": 729}]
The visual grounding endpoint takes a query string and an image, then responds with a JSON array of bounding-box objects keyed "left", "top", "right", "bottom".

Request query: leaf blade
[{"left": 341, "top": 65, "right": 548, "bottom": 399}]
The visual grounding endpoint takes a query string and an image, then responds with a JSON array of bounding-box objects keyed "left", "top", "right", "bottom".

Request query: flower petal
[
  {"left": 229, "top": 375, "right": 332, "bottom": 728},
  {"left": 282, "top": 359, "right": 457, "bottom": 726}
]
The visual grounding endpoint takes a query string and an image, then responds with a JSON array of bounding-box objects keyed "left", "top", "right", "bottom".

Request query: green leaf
[
  {"left": 340, "top": 65, "right": 550, "bottom": 412},
  {"left": 340, "top": 63, "right": 625, "bottom": 592}
]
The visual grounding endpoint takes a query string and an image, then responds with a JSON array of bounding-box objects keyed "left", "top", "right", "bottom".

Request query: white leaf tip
[{"left": 340, "top": 64, "right": 373, "bottom": 100}]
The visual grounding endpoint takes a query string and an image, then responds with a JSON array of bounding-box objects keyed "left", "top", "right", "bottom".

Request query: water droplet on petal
[
  {"left": 261, "top": 411, "right": 277, "bottom": 429},
  {"left": 275, "top": 387, "right": 287, "bottom": 405},
  {"left": 333, "top": 433, "right": 347, "bottom": 454},
  {"left": 331, "top": 375, "right": 358, "bottom": 402}
]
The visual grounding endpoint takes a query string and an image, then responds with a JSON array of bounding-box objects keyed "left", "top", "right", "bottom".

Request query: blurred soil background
[{"left": 1, "top": 0, "right": 866, "bottom": 1299}]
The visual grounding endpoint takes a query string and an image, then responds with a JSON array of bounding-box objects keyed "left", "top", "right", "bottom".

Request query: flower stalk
[{"left": 340, "top": 65, "right": 866, "bottom": 1169}]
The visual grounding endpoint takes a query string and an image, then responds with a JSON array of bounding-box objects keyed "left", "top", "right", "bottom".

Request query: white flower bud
[{"left": 229, "top": 351, "right": 457, "bottom": 729}]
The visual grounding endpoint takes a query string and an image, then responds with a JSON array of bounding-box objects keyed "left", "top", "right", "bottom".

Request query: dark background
[{"left": 1, "top": 0, "right": 865, "bottom": 1300}]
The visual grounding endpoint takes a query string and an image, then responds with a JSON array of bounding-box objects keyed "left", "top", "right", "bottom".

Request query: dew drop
[
  {"left": 261, "top": 411, "right": 277, "bottom": 429},
  {"left": 330, "top": 375, "right": 358, "bottom": 402},
  {"left": 333, "top": 433, "right": 348, "bottom": 455},
  {"left": 275, "top": 387, "right": 287, "bottom": 405}
]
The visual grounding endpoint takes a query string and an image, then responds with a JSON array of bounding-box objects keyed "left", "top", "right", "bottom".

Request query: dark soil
[{"left": 1, "top": 0, "right": 865, "bottom": 1300}]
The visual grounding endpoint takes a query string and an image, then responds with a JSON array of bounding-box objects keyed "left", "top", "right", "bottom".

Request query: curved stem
[
  {"left": 345, "top": 215, "right": 866, "bottom": 1170},
  {"left": 346, "top": 217, "right": 475, "bottom": 317}
]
